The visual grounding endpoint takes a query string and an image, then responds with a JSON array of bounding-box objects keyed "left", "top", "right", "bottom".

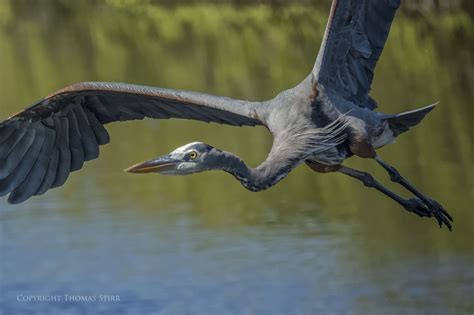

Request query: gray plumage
[{"left": 0, "top": 0, "right": 452, "bottom": 230}]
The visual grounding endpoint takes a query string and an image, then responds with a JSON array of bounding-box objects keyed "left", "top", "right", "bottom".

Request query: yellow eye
[{"left": 189, "top": 151, "right": 198, "bottom": 160}]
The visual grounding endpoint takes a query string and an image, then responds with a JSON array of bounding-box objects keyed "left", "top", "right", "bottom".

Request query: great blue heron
[{"left": 0, "top": 0, "right": 452, "bottom": 229}]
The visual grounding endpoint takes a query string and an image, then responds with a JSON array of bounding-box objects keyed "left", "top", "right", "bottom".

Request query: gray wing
[
  {"left": 0, "top": 82, "right": 263, "bottom": 204},
  {"left": 312, "top": 0, "right": 401, "bottom": 109}
]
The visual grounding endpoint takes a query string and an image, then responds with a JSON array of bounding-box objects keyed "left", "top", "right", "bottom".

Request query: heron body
[{"left": 0, "top": 0, "right": 453, "bottom": 229}]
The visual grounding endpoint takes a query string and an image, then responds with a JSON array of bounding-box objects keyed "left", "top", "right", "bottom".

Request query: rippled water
[{"left": 0, "top": 1, "right": 473, "bottom": 314}]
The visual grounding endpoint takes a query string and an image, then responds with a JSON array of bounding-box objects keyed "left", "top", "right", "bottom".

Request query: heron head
[{"left": 125, "top": 142, "right": 219, "bottom": 175}]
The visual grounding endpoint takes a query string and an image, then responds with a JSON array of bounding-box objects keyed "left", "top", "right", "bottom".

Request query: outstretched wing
[
  {"left": 0, "top": 82, "right": 263, "bottom": 204},
  {"left": 312, "top": 0, "right": 401, "bottom": 109}
]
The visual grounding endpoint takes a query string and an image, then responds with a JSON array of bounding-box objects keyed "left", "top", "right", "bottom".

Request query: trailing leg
[
  {"left": 374, "top": 156, "right": 453, "bottom": 227},
  {"left": 337, "top": 165, "right": 452, "bottom": 230}
]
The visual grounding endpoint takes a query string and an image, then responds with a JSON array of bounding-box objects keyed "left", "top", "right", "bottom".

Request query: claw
[
  {"left": 427, "top": 198, "right": 453, "bottom": 222},
  {"left": 403, "top": 198, "right": 453, "bottom": 231},
  {"left": 425, "top": 198, "right": 453, "bottom": 231}
]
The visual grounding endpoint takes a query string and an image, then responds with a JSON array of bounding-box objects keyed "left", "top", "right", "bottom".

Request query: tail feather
[{"left": 386, "top": 103, "right": 437, "bottom": 136}]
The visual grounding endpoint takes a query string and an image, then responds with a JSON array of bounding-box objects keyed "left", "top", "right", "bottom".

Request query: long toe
[
  {"left": 427, "top": 198, "right": 454, "bottom": 222},
  {"left": 426, "top": 198, "right": 453, "bottom": 231}
]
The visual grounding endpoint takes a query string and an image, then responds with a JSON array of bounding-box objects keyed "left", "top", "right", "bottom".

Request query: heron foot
[
  {"left": 403, "top": 198, "right": 453, "bottom": 231},
  {"left": 425, "top": 197, "right": 453, "bottom": 230}
]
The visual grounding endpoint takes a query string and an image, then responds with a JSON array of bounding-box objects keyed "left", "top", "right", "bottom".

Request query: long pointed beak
[{"left": 124, "top": 156, "right": 181, "bottom": 174}]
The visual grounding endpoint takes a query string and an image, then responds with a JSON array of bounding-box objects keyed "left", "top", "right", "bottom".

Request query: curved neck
[{"left": 216, "top": 150, "right": 295, "bottom": 192}]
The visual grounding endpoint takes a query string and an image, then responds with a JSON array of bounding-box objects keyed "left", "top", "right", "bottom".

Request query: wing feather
[
  {"left": 66, "top": 110, "right": 85, "bottom": 172},
  {"left": 73, "top": 106, "right": 99, "bottom": 161},
  {"left": 83, "top": 107, "right": 110, "bottom": 145},
  {"left": 86, "top": 95, "right": 116, "bottom": 123},
  {"left": 0, "top": 121, "right": 29, "bottom": 159},
  {"left": 0, "top": 122, "right": 46, "bottom": 197},
  {"left": 35, "top": 147, "right": 59, "bottom": 196},
  {"left": 51, "top": 116, "right": 71, "bottom": 188},
  {"left": 0, "top": 125, "right": 36, "bottom": 179},
  {"left": 0, "top": 125, "right": 16, "bottom": 144},
  {"left": 8, "top": 126, "right": 56, "bottom": 204}
]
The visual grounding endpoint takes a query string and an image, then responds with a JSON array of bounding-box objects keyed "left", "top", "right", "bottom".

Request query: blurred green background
[{"left": 0, "top": 1, "right": 473, "bottom": 314}]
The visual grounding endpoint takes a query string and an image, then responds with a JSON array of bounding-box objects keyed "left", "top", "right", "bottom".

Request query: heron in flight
[{"left": 0, "top": 0, "right": 452, "bottom": 229}]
